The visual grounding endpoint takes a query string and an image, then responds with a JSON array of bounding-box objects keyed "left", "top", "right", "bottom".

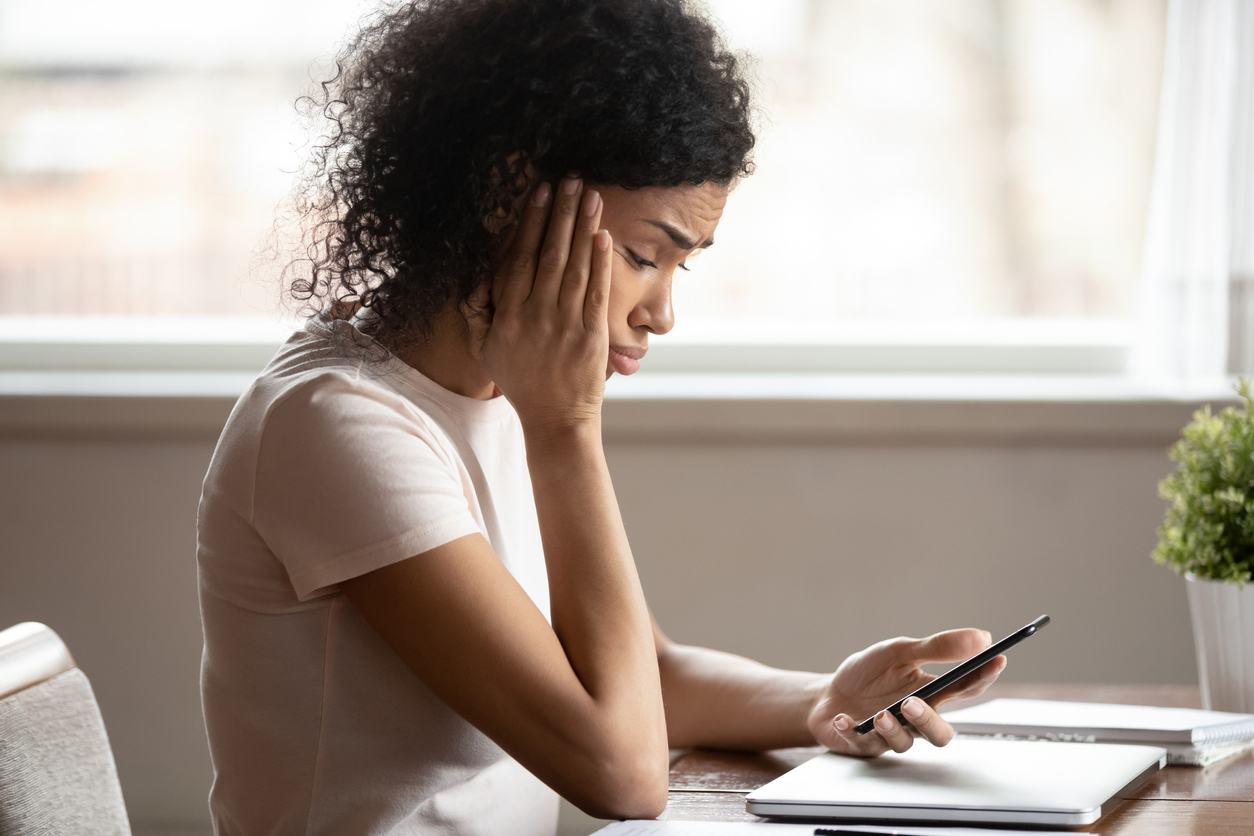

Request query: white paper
[
  {"left": 942, "top": 698, "right": 1254, "bottom": 745},
  {"left": 595, "top": 823, "right": 1078, "bottom": 836},
  {"left": 942, "top": 698, "right": 1254, "bottom": 732}
]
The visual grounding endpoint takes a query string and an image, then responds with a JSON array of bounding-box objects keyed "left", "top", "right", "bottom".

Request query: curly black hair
[{"left": 289, "top": 0, "right": 755, "bottom": 351}]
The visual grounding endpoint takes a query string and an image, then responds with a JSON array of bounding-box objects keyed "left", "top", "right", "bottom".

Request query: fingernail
[
  {"left": 582, "top": 189, "right": 600, "bottom": 216},
  {"left": 834, "top": 716, "right": 850, "bottom": 731},
  {"left": 983, "top": 630, "right": 993, "bottom": 644},
  {"left": 562, "top": 177, "right": 581, "bottom": 195},
  {"left": 876, "top": 712, "right": 894, "bottom": 730},
  {"left": 532, "top": 182, "right": 551, "bottom": 206},
  {"left": 596, "top": 229, "right": 610, "bottom": 251},
  {"left": 902, "top": 698, "right": 924, "bottom": 719}
]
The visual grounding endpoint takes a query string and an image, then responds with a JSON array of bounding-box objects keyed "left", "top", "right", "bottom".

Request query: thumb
[{"left": 909, "top": 628, "right": 992, "bottom": 665}]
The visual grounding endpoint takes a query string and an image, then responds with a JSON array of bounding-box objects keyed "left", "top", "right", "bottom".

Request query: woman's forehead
[{"left": 598, "top": 182, "right": 728, "bottom": 247}]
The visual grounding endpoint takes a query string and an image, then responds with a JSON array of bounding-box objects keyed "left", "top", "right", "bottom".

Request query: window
[
  {"left": 0, "top": 0, "right": 368, "bottom": 317},
  {"left": 681, "top": 0, "right": 1165, "bottom": 327},
  {"left": 0, "top": 0, "right": 1168, "bottom": 380}
]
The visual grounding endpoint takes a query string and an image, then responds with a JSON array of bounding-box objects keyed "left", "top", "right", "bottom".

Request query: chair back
[{"left": 0, "top": 622, "right": 131, "bottom": 835}]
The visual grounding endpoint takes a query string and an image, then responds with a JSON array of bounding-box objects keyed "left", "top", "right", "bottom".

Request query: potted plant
[{"left": 1154, "top": 379, "right": 1254, "bottom": 712}]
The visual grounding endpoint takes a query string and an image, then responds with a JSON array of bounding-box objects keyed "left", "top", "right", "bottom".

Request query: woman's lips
[{"left": 608, "top": 345, "right": 645, "bottom": 376}]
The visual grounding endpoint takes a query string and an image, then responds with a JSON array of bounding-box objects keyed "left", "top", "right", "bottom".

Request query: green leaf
[{"left": 1153, "top": 379, "right": 1254, "bottom": 586}]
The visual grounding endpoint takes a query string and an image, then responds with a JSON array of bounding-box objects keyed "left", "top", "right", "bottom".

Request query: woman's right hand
[{"left": 468, "top": 176, "right": 614, "bottom": 436}]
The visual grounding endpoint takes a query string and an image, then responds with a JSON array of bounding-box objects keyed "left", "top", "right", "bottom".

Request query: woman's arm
[
  {"left": 343, "top": 179, "right": 668, "bottom": 820},
  {"left": 656, "top": 625, "right": 826, "bottom": 750},
  {"left": 655, "top": 620, "right": 1006, "bottom": 754}
]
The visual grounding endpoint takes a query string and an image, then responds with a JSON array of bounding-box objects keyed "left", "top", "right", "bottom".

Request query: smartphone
[{"left": 854, "top": 614, "right": 1050, "bottom": 735}]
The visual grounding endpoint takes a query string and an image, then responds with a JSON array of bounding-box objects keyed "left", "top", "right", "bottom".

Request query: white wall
[{"left": 0, "top": 410, "right": 1195, "bottom": 832}]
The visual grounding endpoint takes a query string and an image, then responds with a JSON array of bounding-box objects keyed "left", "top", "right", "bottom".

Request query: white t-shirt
[{"left": 197, "top": 318, "right": 559, "bottom": 835}]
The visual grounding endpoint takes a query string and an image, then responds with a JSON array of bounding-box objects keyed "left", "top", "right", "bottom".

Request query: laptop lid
[{"left": 745, "top": 738, "right": 1165, "bottom": 827}]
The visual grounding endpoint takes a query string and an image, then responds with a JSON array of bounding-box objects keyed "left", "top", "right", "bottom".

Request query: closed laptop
[{"left": 745, "top": 738, "right": 1165, "bottom": 827}]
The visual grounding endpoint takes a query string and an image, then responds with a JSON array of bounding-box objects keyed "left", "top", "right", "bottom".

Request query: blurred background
[{"left": 0, "top": 0, "right": 1164, "bottom": 325}]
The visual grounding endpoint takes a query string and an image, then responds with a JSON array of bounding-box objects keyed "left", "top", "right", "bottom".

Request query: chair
[{"left": 0, "top": 622, "right": 131, "bottom": 835}]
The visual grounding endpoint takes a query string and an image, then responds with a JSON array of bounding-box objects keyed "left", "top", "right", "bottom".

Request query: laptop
[{"left": 745, "top": 738, "right": 1165, "bottom": 827}]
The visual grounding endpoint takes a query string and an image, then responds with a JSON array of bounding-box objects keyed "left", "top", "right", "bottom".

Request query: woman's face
[{"left": 590, "top": 182, "right": 728, "bottom": 377}]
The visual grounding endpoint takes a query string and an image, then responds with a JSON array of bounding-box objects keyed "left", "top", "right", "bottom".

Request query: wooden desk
[{"left": 664, "top": 684, "right": 1254, "bottom": 834}]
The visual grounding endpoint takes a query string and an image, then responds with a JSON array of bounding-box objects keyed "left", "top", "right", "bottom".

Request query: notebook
[
  {"left": 942, "top": 698, "right": 1254, "bottom": 765},
  {"left": 744, "top": 737, "right": 1165, "bottom": 826}
]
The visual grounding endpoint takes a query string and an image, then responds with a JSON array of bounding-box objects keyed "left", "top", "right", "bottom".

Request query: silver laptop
[{"left": 745, "top": 738, "right": 1165, "bottom": 827}]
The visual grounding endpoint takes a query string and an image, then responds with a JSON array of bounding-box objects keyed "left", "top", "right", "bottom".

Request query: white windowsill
[
  {"left": 0, "top": 316, "right": 1236, "bottom": 442},
  {"left": 0, "top": 316, "right": 1131, "bottom": 375}
]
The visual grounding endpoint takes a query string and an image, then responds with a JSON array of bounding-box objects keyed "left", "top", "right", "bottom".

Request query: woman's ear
[
  {"left": 482, "top": 152, "right": 540, "bottom": 234},
  {"left": 483, "top": 210, "right": 511, "bottom": 235}
]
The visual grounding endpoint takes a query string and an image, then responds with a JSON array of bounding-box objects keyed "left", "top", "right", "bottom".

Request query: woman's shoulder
[
  {"left": 202, "top": 325, "right": 465, "bottom": 522},
  {"left": 247, "top": 317, "right": 421, "bottom": 415},
  {"left": 207, "top": 316, "right": 520, "bottom": 500},
  {"left": 209, "top": 322, "right": 435, "bottom": 468}
]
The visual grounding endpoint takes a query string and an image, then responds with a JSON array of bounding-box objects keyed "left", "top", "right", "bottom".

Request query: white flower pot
[{"left": 1186, "top": 575, "right": 1254, "bottom": 712}]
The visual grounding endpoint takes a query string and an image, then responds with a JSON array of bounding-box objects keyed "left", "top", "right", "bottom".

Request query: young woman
[{"left": 197, "top": 1, "right": 1006, "bottom": 833}]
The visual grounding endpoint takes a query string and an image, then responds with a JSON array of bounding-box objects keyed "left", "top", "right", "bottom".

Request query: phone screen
[{"left": 854, "top": 614, "right": 1050, "bottom": 735}]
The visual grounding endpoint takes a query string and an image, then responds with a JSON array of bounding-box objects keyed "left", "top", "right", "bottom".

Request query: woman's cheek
[{"left": 604, "top": 261, "right": 637, "bottom": 337}]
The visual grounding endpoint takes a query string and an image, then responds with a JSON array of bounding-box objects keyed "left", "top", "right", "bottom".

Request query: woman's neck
[{"left": 395, "top": 303, "right": 498, "bottom": 400}]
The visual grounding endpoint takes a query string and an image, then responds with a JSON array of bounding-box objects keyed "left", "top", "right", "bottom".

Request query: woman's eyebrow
[{"left": 644, "top": 219, "right": 714, "bottom": 250}]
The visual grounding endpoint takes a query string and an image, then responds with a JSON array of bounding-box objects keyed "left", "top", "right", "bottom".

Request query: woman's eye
[
  {"left": 625, "top": 249, "right": 689, "bottom": 271},
  {"left": 628, "top": 251, "right": 657, "bottom": 270}
]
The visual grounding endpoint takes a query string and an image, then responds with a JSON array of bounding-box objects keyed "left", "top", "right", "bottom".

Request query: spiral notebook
[{"left": 942, "top": 699, "right": 1254, "bottom": 765}]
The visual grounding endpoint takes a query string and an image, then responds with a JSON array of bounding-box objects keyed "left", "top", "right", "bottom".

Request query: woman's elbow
[
  {"left": 578, "top": 778, "right": 668, "bottom": 821},
  {"left": 571, "top": 744, "right": 669, "bottom": 820}
]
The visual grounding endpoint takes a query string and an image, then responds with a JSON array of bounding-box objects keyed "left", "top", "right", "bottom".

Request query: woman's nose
[{"left": 630, "top": 275, "right": 675, "bottom": 335}]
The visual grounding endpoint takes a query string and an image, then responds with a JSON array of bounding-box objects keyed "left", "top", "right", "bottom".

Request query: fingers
[
  {"left": 872, "top": 709, "right": 917, "bottom": 753},
  {"left": 899, "top": 697, "right": 955, "bottom": 747},
  {"left": 822, "top": 701, "right": 961, "bottom": 758},
  {"left": 583, "top": 230, "right": 612, "bottom": 334},
  {"left": 495, "top": 175, "right": 604, "bottom": 326},
  {"left": 557, "top": 188, "right": 603, "bottom": 316},
  {"left": 495, "top": 182, "right": 553, "bottom": 310},
  {"left": 530, "top": 175, "right": 585, "bottom": 306},
  {"left": 821, "top": 711, "right": 913, "bottom": 757},
  {"left": 929, "top": 654, "right": 1007, "bottom": 706},
  {"left": 823, "top": 713, "right": 890, "bottom": 757}
]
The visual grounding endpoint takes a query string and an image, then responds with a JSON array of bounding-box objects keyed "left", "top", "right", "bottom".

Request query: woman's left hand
[{"left": 807, "top": 629, "right": 1006, "bottom": 757}]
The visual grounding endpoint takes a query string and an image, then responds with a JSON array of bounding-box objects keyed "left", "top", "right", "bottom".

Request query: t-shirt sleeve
[{"left": 253, "top": 373, "right": 483, "bottom": 601}]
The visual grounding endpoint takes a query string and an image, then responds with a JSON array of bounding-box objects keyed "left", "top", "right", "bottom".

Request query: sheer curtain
[{"left": 1134, "top": 0, "right": 1254, "bottom": 386}]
